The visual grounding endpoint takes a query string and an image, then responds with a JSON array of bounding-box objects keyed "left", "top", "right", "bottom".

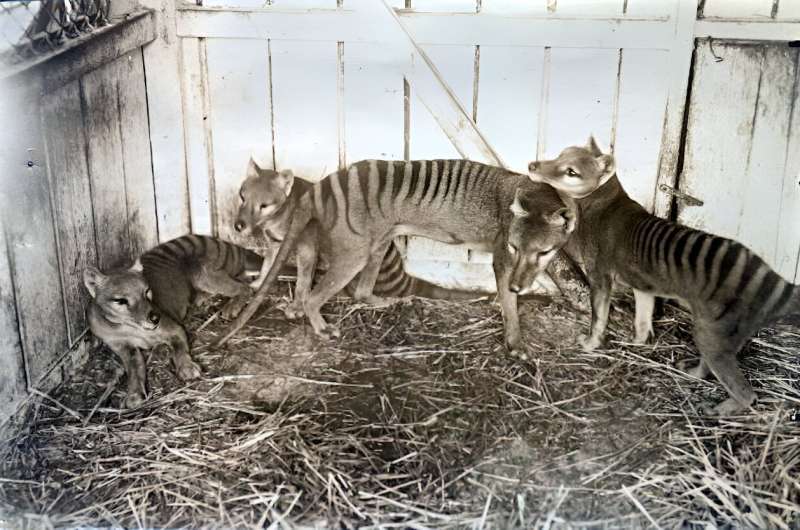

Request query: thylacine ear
[
  {"left": 83, "top": 266, "right": 107, "bottom": 299},
  {"left": 547, "top": 207, "right": 577, "bottom": 233},
  {"left": 596, "top": 153, "right": 616, "bottom": 187},
  {"left": 586, "top": 135, "right": 603, "bottom": 156},
  {"left": 246, "top": 157, "right": 261, "bottom": 179},
  {"left": 275, "top": 168, "right": 294, "bottom": 196},
  {"left": 509, "top": 189, "right": 529, "bottom": 218}
]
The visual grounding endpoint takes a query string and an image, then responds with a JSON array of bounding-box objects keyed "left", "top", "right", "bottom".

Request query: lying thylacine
[
  {"left": 84, "top": 235, "right": 262, "bottom": 407},
  {"left": 528, "top": 137, "right": 800, "bottom": 414}
]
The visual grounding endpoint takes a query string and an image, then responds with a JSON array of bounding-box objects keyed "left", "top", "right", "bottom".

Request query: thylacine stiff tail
[{"left": 217, "top": 192, "right": 312, "bottom": 346}]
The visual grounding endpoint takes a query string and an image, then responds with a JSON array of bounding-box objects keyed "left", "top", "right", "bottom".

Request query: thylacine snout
[
  {"left": 528, "top": 136, "right": 616, "bottom": 198},
  {"left": 83, "top": 267, "right": 161, "bottom": 331}
]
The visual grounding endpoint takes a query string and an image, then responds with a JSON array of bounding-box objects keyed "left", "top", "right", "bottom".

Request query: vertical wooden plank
[
  {"left": 343, "top": 42, "right": 405, "bottom": 161},
  {"left": 116, "top": 50, "right": 159, "bottom": 255},
  {"left": 81, "top": 63, "right": 133, "bottom": 270},
  {"left": 206, "top": 38, "right": 272, "bottom": 241},
  {"left": 541, "top": 48, "right": 618, "bottom": 158},
  {"left": 0, "top": 83, "right": 69, "bottom": 386},
  {"left": 678, "top": 42, "right": 762, "bottom": 240},
  {"left": 774, "top": 49, "right": 800, "bottom": 281},
  {"left": 555, "top": 0, "right": 624, "bottom": 16},
  {"left": 737, "top": 46, "right": 796, "bottom": 266},
  {"left": 0, "top": 217, "right": 27, "bottom": 424},
  {"left": 141, "top": 0, "right": 191, "bottom": 241},
  {"left": 181, "top": 37, "right": 214, "bottom": 236},
  {"left": 270, "top": 41, "right": 339, "bottom": 180},
  {"left": 614, "top": 49, "right": 670, "bottom": 212},
  {"left": 702, "top": 0, "right": 773, "bottom": 18},
  {"left": 41, "top": 80, "right": 98, "bottom": 342},
  {"left": 410, "top": 44, "right": 473, "bottom": 159},
  {"left": 477, "top": 46, "right": 544, "bottom": 173}
]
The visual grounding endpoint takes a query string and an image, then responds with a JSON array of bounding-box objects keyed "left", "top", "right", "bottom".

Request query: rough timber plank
[
  {"left": 41, "top": 80, "right": 98, "bottom": 343},
  {"left": 0, "top": 217, "right": 26, "bottom": 424}
]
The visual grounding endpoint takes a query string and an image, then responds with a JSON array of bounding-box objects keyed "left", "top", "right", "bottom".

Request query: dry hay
[{"left": 0, "top": 281, "right": 799, "bottom": 529}]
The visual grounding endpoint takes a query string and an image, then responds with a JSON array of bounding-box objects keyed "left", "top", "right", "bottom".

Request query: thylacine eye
[
  {"left": 113, "top": 298, "right": 128, "bottom": 306},
  {"left": 566, "top": 168, "right": 579, "bottom": 177},
  {"left": 507, "top": 243, "right": 518, "bottom": 255},
  {"left": 145, "top": 289, "right": 153, "bottom": 300},
  {"left": 259, "top": 203, "right": 269, "bottom": 210}
]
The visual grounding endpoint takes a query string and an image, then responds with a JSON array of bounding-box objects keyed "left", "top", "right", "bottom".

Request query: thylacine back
[
  {"left": 528, "top": 137, "right": 800, "bottom": 414},
  {"left": 233, "top": 159, "right": 490, "bottom": 308},
  {"left": 85, "top": 235, "right": 263, "bottom": 408},
  {"left": 220, "top": 158, "right": 576, "bottom": 358}
]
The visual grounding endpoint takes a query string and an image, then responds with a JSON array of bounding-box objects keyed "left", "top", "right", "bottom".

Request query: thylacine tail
[{"left": 216, "top": 192, "right": 313, "bottom": 346}]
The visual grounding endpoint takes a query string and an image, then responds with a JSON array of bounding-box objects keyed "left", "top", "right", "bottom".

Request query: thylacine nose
[
  {"left": 148, "top": 311, "right": 160, "bottom": 326},
  {"left": 234, "top": 220, "right": 246, "bottom": 232},
  {"left": 528, "top": 161, "right": 540, "bottom": 172}
]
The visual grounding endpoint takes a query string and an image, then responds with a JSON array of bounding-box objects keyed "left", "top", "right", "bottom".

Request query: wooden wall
[{"left": 0, "top": 13, "right": 158, "bottom": 423}]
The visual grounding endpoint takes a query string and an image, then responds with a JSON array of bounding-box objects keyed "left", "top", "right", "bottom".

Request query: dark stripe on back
[
  {"left": 357, "top": 161, "right": 372, "bottom": 217},
  {"left": 376, "top": 160, "right": 389, "bottom": 214},
  {"left": 430, "top": 160, "right": 445, "bottom": 204},
  {"left": 670, "top": 229, "right": 693, "bottom": 280},
  {"left": 392, "top": 161, "right": 405, "bottom": 198},
  {"left": 444, "top": 159, "right": 460, "bottom": 200},
  {"left": 772, "top": 281, "right": 795, "bottom": 317},
  {"left": 646, "top": 221, "right": 670, "bottom": 270},
  {"left": 633, "top": 217, "right": 656, "bottom": 264},
  {"left": 419, "top": 160, "right": 435, "bottom": 204},
  {"left": 702, "top": 237, "right": 726, "bottom": 285},
  {"left": 686, "top": 233, "right": 707, "bottom": 278},
  {"left": 407, "top": 161, "right": 421, "bottom": 199}
]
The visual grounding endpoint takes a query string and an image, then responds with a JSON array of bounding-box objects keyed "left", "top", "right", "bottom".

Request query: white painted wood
[
  {"left": 116, "top": 51, "right": 160, "bottom": 256},
  {"left": 653, "top": 0, "right": 696, "bottom": 218},
  {"left": 678, "top": 41, "right": 762, "bottom": 239},
  {"left": 769, "top": 49, "right": 800, "bottom": 281},
  {"left": 613, "top": 49, "right": 670, "bottom": 212},
  {"left": 777, "top": 0, "right": 800, "bottom": 18},
  {"left": 555, "top": 0, "right": 623, "bottom": 16},
  {"left": 737, "top": 47, "right": 796, "bottom": 270},
  {"left": 702, "top": 0, "right": 773, "bottom": 19},
  {"left": 0, "top": 215, "right": 27, "bottom": 423},
  {"left": 270, "top": 40, "right": 339, "bottom": 179},
  {"left": 180, "top": 37, "right": 214, "bottom": 236},
  {"left": 480, "top": 0, "right": 547, "bottom": 15},
  {"left": 141, "top": 0, "right": 191, "bottom": 242},
  {"left": 477, "top": 46, "right": 545, "bottom": 173},
  {"left": 343, "top": 42, "right": 406, "bottom": 162},
  {"left": 694, "top": 20, "right": 800, "bottom": 40},
  {"left": 412, "top": 0, "right": 477, "bottom": 12},
  {"left": 410, "top": 44, "right": 473, "bottom": 159},
  {"left": 176, "top": 9, "right": 675, "bottom": 49},
  {"left": 41, "top": 80, "right": 98, "bottom": 343},
  {"left": 206, "top": 38, "right": 273, "bottom": 240},
  {"left": 624, "top": 0, "right": 674, "bottom": 17},
  {"left": 541, "top": 47, "right": 618, "bottom": 158}
]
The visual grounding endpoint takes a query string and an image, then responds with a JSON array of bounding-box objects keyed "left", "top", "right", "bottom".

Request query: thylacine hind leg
[
  {"left": 691, "top": 323, "right": 755, "bottom": 415},
  {"left": 283, "top": 226, "right": 318, "bottom": 320},
  {"left": 352, "top": 239, "right": 401, "bottom": 308},
  {"left": 192, "top": 264, "right": 253, "bottom": 320},
  {"left": 304, "top": 249, "right": 370, "bottom": 339},
  {"left": 632, "top": 289, "right": 655, "bottom": 344},
  {"left": 580, "top": 273, "right": 613, "bottom": 351}
]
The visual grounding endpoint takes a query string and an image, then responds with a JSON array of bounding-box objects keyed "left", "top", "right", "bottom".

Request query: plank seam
[
  {"left": 1, "top": 221, "right": 29, "bottom": 390},
  {"left": 267, "top": 39, "right": 277, "bottom": 170},
  {"left": 140, "top": 46, "right": 163, "bottom": 240},
  {"left": 115, "top": 69, "right": 135, "bottom": 260},
  {"left": 199, "top": 37, "right": 218, "bottom": 237},
  {"left": 536, "top": 47, "right": 551, "bottom": 160}
]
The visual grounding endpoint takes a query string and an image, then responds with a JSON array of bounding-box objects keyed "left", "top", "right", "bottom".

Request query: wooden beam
[
  {"left": 0, "top": 10, "right": 157, "bottom": 92},
  {"left": 694, "top": 19, "right": 800, "bottom": 41},
  {"left": 176, "top": 6, "right": 674, "bottom": 50}
]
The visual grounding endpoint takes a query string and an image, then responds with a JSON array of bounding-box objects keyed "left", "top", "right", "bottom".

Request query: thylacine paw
[{"left": 578, "top": 333, "right": 603, "bottom": 352}]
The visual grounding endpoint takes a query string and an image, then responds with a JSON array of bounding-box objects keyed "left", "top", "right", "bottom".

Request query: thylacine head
[
  {"left": 505, "top": 187, "right": 577, "bottom": 293},
  {"left": 528, "top": 136, "right": 616, "bottom": 199},
  {"left": 83, "top": 266, "right": 161, "bottom": 331},
  {"left": 234, "top": 157, "right": 296, "bottom": 238}
]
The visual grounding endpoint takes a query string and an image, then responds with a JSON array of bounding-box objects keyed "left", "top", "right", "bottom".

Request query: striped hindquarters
[
  {"left": 141, "top": 235, "right": 263, "bottom": 277},
  {"left": 310, "top": 159, "right": 501, "bottom": 230},
  {"left": 630, "top": 216, "right": 797, "bottom": 322}
]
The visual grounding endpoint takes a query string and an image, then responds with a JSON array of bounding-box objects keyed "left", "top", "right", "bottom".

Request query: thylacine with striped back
[
  {"left": 528, "top": 137, "right": 800, "bottom": 414},
  {"left": 218, "top": 159, "right": 577, "bottom": 358},
  {"left": 233, "top": 159, "right": 494, "bottom": 317},
  {"left": 84, "top": 235, "right": 263, "bottom": 407}
]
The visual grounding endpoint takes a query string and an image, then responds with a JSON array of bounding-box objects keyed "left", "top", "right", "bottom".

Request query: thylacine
[
  {"left": 219, "top": 159, "right": 576, "bottom": 358},
  {"left": 528, "top": 137, "right": 800, "bottom": 414},
  {"left": 84, "top": 235, "right": 263, "bottom": 407},
  {"left": 233, "top": 159, "right": 494, "bottom": 318}
]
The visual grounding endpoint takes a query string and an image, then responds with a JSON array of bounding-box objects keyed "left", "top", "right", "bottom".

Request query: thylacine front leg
[
  {"left": 580, "top": 272, "right": 612, "bottom": 351},
  {"left": 158, "top": 320, "right": 202, "bottom": 382},
  {"left": 352, "top": 239, "right": 400, "bottom": 308},
  {"left": 106, "top": 342, "right": 148, "bottom": 408},
  {"left": 632, "top": 289, "right": 655, "bottom": 344},
  {"left": 493, "top": 238, "right": 524, "bottom": 359},
  {"left": 283, "top": 224, "right": 319, "bottom": 320}
]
